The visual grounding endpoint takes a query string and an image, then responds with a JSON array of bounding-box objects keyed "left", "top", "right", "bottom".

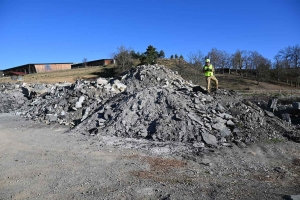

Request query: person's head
[{"left": 205, "top": 59, "right": 210, "bottom": 65}]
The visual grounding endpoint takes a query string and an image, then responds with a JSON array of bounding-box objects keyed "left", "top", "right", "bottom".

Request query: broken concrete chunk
[
  {"left": 204, "top": 123, "right": 212, "bottom": 130},
  {"left": 78, "top": 96, "right": 85, "bottom": 103},
  {"left": 104, "top": 108, "right": 113, "bottom": 120},
  {"left": 220, "top": 127, "right": 232, "bottom": 137},
  {"left": 112, "top": 80, "right": 127, "bottom": 92},
  {"left": 75, "top": 102, "right": 82, "bottom": 108},
  {"left": 188, "top": 113, "right": 203, "bottom": 125},
  {"left": 289, "top": 195, "right": 300, "bottom": 200},
  {"left": 281, "top": 113, "right": 291, "bottom": 126},
  {"left": 139, "top": 130, "right": 148, "bottom": 137},
  {"left": 201, "top": 131, "right": 218, "bottom": 146},
  {"left": 81, "top": 107, "right": 91, "bottom": 122},
  {"left": 212, "top": 123, "right": 226, "bottom": 131},
  {"left": 214, "top": 117, "right": 226, "bottom": 124},
  {"left": 226, "top": 120, "right": 235, "bottom": 127},
  {"left": 264, "top": 110, "right": 274, "bottom": 117},
  {"left": 193, "top": 98, "right": 200, "bottom": 104},
  {"left": 217, "top": 113, "right": 233, "bottom": 120},
  {"left": 216, "top": 103, "right": 225, "bottom": 112},
  {"left": 267, "top": 98, "right": 278, "bottom": 112},
  {"left": 200, "top": 158, "right": 212, "bottom": 166},
  {"left": 193, "top": 142, "right": 205, "bottom": 148}
]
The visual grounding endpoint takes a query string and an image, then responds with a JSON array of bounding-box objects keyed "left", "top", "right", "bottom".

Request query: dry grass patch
[
  {"left": 0, "top": 63, "right": 297, "bottom": 93},
  {"left": 2, "top": 65, "right": 115, "bottom": 84}
]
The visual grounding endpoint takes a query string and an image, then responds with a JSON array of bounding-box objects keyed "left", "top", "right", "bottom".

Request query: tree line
[{"left": 113, "top": 44, "right": 300, "bottom": 86}]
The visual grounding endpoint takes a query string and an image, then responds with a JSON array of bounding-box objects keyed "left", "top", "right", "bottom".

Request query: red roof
[{"left": 7, "top": 71, "right": 26, "bottom": 75}]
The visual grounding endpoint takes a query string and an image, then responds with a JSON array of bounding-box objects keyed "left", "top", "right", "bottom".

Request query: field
[
  {"left": 0, "top": 65, "right": 115, "bottom": 84},
  {"left": 0, "top": 64, "right": 297, "bottom": 94}
]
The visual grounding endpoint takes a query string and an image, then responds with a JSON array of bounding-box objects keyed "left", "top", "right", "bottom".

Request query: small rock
[
  {"left": 201, "top": 131, "right": 218, "bottom": 146},
  {"left": 193, "top": 142, "right": 205, "bottom": 148}
]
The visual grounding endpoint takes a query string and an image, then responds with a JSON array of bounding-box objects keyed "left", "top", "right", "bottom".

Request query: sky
[{"left": 0, "top": 0, "right": 299, "bottom": 70}]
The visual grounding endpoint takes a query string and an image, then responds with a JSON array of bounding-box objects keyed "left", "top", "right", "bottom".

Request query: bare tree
[
  {"left": 186, "top": 50, "right": 205, "bottom": 84},
  {"left": 207, "top": 48, "right": 220, "bottom": 68},
  {"left": 273, "top": 54, "right": 286, "bottom": 84},
  {"left": 207, "top": 48, "right": 231, "bottom": 74},
  {"left": 275, "top": 44, "right": 300, "bottom": 86},
  {"left": 82, "top": 58, "right": 87, "bottom": 68},
  {"left": 231, "top": 50, "right": 246, "bottom": 76},
  {"left": 288, "top": 45, "right": 300, "bottom": 86},
  {"left": 242, "top": 51, "right": 252, "bottom": 77},
  {"left": 248, "top": 51, "right": 270, "bottom": 85},
  {"left": 112, "top": 45, "right": 133, "bottom": 75},
  {"left": 187, "top": 50, "right": 204, "bottom": 68},
  {"left": 174, "top": 56, "right": 186, "bottom": 75}
]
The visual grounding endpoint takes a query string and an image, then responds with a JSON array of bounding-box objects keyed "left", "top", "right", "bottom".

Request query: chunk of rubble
[{"left": 201, "top": 131, "right": 218, "bottom": 146}]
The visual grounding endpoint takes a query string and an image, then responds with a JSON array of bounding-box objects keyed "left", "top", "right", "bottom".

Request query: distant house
[
  {"left": 71, "top": 59, "right": 115, "bottom": 69},
  {"left": 2, "top": 63, "right": 73, "bottom": 75}
]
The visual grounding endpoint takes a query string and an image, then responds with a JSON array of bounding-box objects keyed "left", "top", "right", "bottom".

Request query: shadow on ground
[{"left": 90, "top": 67, "right": 115, "bottom": 78}]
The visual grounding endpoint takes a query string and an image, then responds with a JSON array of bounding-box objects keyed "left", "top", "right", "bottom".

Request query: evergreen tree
[
  {"left": 158, "top": 50, "right": 165, "bottom": 58},
  {"left": 136, "top": 51, "right": 141, "bottom": 59},
  {"left": 175, "top": 54, "right": 178, "bottom": 59},
  {"left": 140, "top": 45, "right": 159, "bottom": 64},
  {"left": 130, "top": 50, "right": 137, "bottom": 59},
  {"left": 179, "top": 55, "right": 184, "bottom": 59},
  {"left": 170, "top": 55, "right": 174, "bottom": 59}
]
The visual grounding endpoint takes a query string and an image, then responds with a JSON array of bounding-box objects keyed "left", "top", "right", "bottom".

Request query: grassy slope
[
  {"left": 0, "top": 65, "right": 115, "bottom": 84},
  {"left": 0, "top": 60, "right": 296, "bottom": 92}
]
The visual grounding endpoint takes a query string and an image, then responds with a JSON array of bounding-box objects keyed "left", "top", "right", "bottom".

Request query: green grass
[{"left": 265, "top": 138, "right": 284, "bottom": 143}]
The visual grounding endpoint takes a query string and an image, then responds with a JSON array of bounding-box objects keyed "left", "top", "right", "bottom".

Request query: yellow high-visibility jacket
[{"left": 204, "top": 64, "right": 214, "bottom": 77}]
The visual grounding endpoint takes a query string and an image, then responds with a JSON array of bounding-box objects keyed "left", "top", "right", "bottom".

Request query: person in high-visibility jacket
[{"left": 203, "top": 59, "right": 218, "bottom": 92}]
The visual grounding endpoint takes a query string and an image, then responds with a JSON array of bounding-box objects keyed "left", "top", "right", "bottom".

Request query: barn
[
  {"left": 71, "top": 59, "right": 115, "bottom": 69},
  {"left": 3, "top": 63, "right": 73, "bottom": 75}
]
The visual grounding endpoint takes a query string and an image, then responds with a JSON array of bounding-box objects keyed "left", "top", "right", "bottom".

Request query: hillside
[{"left": 0, "top": 61, "right": 297, "bottom": 93}]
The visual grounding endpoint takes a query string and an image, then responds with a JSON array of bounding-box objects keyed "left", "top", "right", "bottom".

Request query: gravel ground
[{"left": 0, "top": 113, "right": 299, "bottom": 200}]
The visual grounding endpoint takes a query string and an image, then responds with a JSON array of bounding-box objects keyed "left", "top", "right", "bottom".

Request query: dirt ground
[{"left": 0, "top": 113, "right": 299, "bottom": 200}]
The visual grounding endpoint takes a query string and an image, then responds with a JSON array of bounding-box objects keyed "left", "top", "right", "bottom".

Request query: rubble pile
[
  {"left": 0, "top": 82, "right": 28, "bottom": 113},
  {"left": 1, "top": 65, "right": 299, "bottom": 145},
  {"left": 254, "top": 98, "right": 300, "bottom": 142},
  {"left": 74, "top": 65, "right": 297, "bottom": 145},
  {"left": 16, "top": 79, "right": 126, "bottom": 126},
  {"left": 256, "top": 98, "right": 300, "bottom": 125}
]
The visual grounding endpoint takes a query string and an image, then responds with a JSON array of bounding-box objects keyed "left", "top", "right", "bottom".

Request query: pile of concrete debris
[
  {"left": 1, "top": 65, "right": 299, "bottom": 146},
  {"left": 15, "top": 79, "right": 126, "bottom": 126},
  {"left": 73, "top": 65, "right": 299, "bottom": 145},
  {"left": 0, "top": 82, "right": 28, "bottom": 113}
]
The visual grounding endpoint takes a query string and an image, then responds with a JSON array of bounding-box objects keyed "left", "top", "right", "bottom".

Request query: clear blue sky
[{"left": 0, "top": 0, "right": 299, "bottom": 70}]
